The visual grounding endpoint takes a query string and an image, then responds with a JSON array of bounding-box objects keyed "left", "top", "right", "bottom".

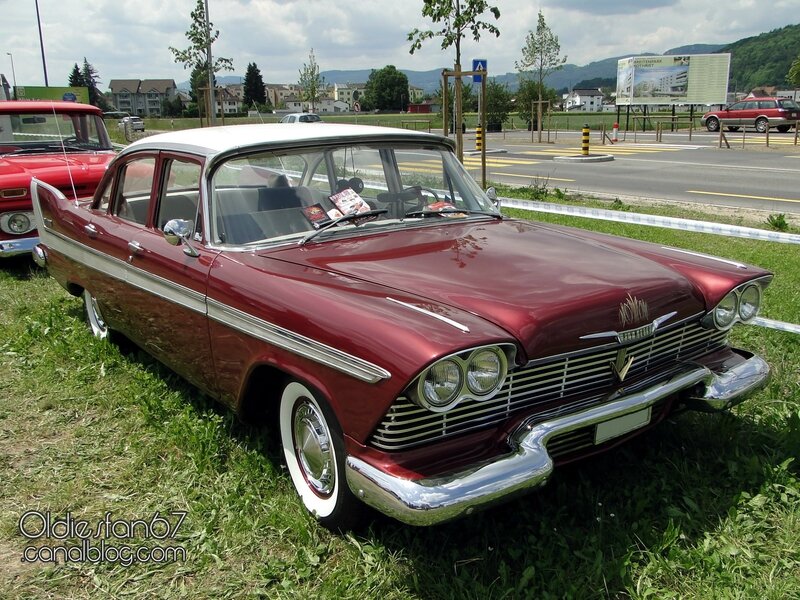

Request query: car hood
[
  {"left": 0, "top": 153, "right": 112, "bottom": 190},
  {"left": 269, "top": 219, "right": 719, "bottom": 360}
]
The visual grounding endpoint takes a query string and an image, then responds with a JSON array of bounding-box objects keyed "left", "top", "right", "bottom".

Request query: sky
[{"left": 1, "top": 0, "right": 797, "bottom": 90}]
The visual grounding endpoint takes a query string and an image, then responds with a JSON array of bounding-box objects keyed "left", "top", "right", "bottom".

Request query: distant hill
[
  {"left": 721, "top": 23, "right": 800, "bottom": 92},
  {"left": 179, "top": 26, "right": 799, "bottom": 96}
]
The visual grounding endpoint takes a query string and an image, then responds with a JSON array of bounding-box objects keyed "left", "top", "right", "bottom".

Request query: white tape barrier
[
  {"left": 501, "top": 197, "right": 800, "bottom": 334},
  {"left": 500, "top": 198, "right": 800, "bottom": 245},
  {"left": 752, "top": 318, "right": 800, "bottom": 335}
]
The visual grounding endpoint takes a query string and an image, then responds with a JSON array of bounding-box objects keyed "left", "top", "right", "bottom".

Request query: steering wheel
[{"left": 403, "top": 185, "right": 439, "bottom": 201}]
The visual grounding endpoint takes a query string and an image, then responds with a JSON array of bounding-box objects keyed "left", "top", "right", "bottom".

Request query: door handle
[
  {"left": 84, "top": 223, "right": 98, "bottom": 238},
  {"left": 127, "top": 240, "right": 142, "bottom": 254}
]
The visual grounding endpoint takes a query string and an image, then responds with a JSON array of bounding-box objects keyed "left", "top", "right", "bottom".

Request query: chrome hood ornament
[
  {"left": 580, "top": 311, "right": 678, "bottom": 346},
  {"left": 619, "top": 294, "right": 649, "bottom": 328}
]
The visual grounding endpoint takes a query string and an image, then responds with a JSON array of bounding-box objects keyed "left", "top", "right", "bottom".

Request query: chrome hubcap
[{"left": 293, "top": 401, "right": 334, "bottom": 496}]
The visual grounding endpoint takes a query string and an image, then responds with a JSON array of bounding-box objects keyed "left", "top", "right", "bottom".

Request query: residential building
[
  {"left": 563, "top": 88, "right": 605, "bottom": 112},
  {"left": 108, "top": 79, "right": 178, "bottom": 117},
  {"left": 333, "top": 82, "right": 367, "bottom": 109}
]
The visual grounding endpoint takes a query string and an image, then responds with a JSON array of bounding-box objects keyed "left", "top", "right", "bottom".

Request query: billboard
[
  {"left": 616, "top": 54, "right": 730, "bottom": 106},
  {"left": 15, "top": 86, "right": 90, "bottom": 104}
]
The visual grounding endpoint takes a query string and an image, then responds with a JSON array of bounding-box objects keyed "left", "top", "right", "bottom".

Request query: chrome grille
[{"left": 369, "top": 320, "right": 727, "bottom": 451}]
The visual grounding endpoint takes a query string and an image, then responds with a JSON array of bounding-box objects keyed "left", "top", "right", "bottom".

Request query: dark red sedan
[{"left": 32, "top": 124, "right": 772, "bottom": 528}]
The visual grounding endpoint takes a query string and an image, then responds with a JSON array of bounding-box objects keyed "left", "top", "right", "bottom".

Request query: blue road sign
[{"left": 472, "top": 59, "right": 487, "bottom": 83}]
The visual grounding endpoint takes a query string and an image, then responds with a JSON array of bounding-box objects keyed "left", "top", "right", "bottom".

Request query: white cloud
[{"left": 0, "top": 0, "right": 796, "bottom": 88}]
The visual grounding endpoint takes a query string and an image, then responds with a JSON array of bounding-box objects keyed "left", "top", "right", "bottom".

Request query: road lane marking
[
  {"left": 687, "top": 190, "right": 800, "bottom": 204},
  {"left": 490, "top": 172, "right": 575, "bottom": 182}
]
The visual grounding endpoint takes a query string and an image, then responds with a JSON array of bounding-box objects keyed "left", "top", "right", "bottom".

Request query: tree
[
  {"left": 243, "top": 62, "right": 267, "bottom": 109},
  {"left": 515, "top": 78, "right": 557, "bottom": 131},
  {"left": 364, "top": 66, "right": 409, "bottom": 111},
  {"left": 516, "top": 10, "right": 566, "bottom": 142},
  {"left": 169, "top": 0, "right": 233, "bottom": 121},
  {"left": 68, "top": 64, "right": 83, "bottom": 88},
  {"left": 298, "top": 49, "right": 325, "bottom": 112},
  {"left": 66, "top": 59, "right": 109, "bottom": 110},
  {"left": 81, "top": 58, "right": 110, "bottom": 110},
  {"left": 789, "top": 55, "right": 800, "bottom": 87},
  {"left": 408, "top": 0, "right": 500, "bottom": 160},
  {"left": 485, "top": 80, "right": 512, "bottom": 131}
]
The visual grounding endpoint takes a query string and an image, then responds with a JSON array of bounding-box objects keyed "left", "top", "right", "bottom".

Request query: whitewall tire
[
  {"left": 279, "top": 380, "right": 361, "bottom": 529},
  {"left": 83, "top": 289, "right": 109, "bottom": 340}
]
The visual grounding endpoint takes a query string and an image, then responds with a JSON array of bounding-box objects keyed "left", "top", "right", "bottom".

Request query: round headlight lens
[
  {"left": 738, "top": 285, "right": 761, "bottom": 322},
  {"left": 714, "top": 292, "right": 738, "bottom": 329},
  {"left": 421, "top": 359, "right": 462, "bottom": 410},
  {"left": 7, "top": 213, "right": 32, "bottom": 234},
  {"left": 466, "top": 348, "right": 505, "bottom": 396}
]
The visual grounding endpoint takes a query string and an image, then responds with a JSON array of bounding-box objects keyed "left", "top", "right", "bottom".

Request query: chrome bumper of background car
[
  {"left": 346, "top": 353, "right": 769, "bottom": 526},
  {"left": 0, "top": 236, "right": 39, "bottom": 258}
]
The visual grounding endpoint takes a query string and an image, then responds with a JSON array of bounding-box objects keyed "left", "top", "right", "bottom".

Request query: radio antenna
[{"left": 51, "top": 103, "right": 79, "bottom": 203}]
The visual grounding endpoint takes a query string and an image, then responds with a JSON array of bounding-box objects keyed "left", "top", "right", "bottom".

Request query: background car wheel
[
  {"left": 705, "top": 117, "right": 719, "bottom": 132},
  {"left": 726, "top": 126, "right": 740, "bottom": 132},
  {"left": 83, "top": 289, "right": 109, "bottom": 340},
  {"left": 279, "top": 381, "right": 362, "bottom": 530},
  {"left": 776, "top": 125, "right": 791, "bottom": 133},
  {"left": 755, "top": 118, "right": 769, "bottom": 133}
]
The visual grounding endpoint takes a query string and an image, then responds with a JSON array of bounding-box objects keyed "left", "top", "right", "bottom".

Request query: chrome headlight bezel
[
  {"left": 412, "top": 344, "right": 515, "bottom": 413},
  {"left": 703, "top": 277, "right": 770, "bottom": 331},
  {"left": 0, "top": 212, "right": 36, "bottom": 235}
]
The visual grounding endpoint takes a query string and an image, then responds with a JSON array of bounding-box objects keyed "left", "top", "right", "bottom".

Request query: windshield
[
  {"left": 209, "top": 141, "right": 499, "bottom": 247},
  {"left": 0, "top": 110, "right": 112, "bottom": 153}
]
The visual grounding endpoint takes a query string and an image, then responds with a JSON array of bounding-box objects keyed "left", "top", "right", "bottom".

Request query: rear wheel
[
  {"left": 279, "top": 380, "right": 362, "bottom": 530},
  {"left": 755, "top": 117, "right": 769, "bottom": 133},
  {"left": 705, "top": 117, "right": 719, "bottom": 132}
]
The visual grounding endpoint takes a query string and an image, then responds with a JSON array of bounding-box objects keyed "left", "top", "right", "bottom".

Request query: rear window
[{"left": 778, "top": 99, "right": 799, "bottom": 110}]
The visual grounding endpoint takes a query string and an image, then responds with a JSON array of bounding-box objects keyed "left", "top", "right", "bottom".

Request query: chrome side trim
[
  {"left": 206, "top": 299, "right": 391, "bottom": 384},
  {"left": 349, "top": 351, "right": 770, "bottom": 525},
  {"left": 662, "top": 247, "right": 748, "bottom": 269},
  {"left": 386, "top": 297, "right": 470, "bottom": 333},
  {"left": 31, "top": 180, "right": 390, "bottom": 384}
]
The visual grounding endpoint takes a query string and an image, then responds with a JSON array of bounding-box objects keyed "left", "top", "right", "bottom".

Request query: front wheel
[
  {"left": 755, "top": 118, "right": 769, "bottom": 133},
  {"left": 279, "top": 381, "right": 362, "bottom": 530},
  {"left": 705, "top": 117, "right": 719, "bottom": 132}
]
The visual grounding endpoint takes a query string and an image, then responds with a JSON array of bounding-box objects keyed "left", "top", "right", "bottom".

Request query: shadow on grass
[
  {"left": 362, "top": 412, "right": 792, "bottom": 598},
  {"left": 98, "top": 337, "right": 792, "bottom": 598},
  {"left": 0, "top": 255, "right": 40, "bottom": 281}
]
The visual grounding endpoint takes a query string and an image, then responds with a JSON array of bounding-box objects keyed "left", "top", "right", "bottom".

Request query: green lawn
[{"left": 1, "top": 197, "right": 798, "bottom": 599}]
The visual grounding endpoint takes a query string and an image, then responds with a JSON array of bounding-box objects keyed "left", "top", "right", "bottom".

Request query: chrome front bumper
[
  {"left": 0, "top": 235, "right": 39, "bottom": 258},
  {"left": 346, "top": 352, "right": 769, "bottom": 526}
]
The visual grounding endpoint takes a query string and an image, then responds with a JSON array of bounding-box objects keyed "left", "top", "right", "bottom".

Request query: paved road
[{"left": 464, "top": 129, "right": 800, "bottom": 215}]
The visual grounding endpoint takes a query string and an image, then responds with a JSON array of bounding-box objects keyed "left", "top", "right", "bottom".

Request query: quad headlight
[
  {"left": 413, "top": 345, "right": 514, "bottom": 413},
  {"left": 706, "top": 279, "right": 768, "bottom": 331},
  {"left": 0, "top": 212, "right": 36, "bottom": 235}
]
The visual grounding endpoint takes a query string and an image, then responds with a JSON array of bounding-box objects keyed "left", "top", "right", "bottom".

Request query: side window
[
  {"left": 156, "top": 158, "right": 202, "bottom": 233},
  {"left": 113, "top": 157, "right": 156, "bottom": 226},
  {"left": 758, "top": 100, "right": 776, "bottom": 109},
  {"left": 744, "top": 101, "right": 758, "bottom": 110},
  {"left": 96, "top": 179, "right": 113, "bottom": 212}
]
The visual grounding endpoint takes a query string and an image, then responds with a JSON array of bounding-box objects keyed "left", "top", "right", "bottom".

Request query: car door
[{"left": 123, "top": 153, "right": 220, "bottom": 394}]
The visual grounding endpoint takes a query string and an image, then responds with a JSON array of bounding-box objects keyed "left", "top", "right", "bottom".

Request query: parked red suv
[
  {"left": 0, "top": 100, "right": 115, "bottom": 258},
  {"left": 701, "top": 97, "right": 800, "bottom": 133}
]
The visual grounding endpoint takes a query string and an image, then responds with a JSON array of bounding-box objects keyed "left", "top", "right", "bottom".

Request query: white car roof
[{"left": 121, "top": 123, "right": 449, "bottom": 159}]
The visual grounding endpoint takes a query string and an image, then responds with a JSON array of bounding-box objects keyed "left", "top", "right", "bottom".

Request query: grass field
[{"left": 1, "top": 195, "right": 798, "bottom": 599}]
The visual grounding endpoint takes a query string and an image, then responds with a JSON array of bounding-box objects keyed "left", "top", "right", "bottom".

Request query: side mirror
[
  {"left": 486, "top": 186, "right": 500, "bottom": 208},
  {"left": 163, "top": 218, "right": 199, "bottom": 257}
]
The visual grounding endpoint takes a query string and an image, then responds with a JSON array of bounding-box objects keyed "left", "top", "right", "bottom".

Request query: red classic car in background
[
  {"left": 0, "top": 100, "right": 115, "bottom": 257},
  {"left": 31, "top": 124, "right": 772, "bottom": 528}
]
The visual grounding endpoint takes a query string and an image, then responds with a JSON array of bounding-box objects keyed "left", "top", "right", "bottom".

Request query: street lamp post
[
  {"left": 6, "top": 53, "right": 17, "bottom": 99},
  {"left": 34, "top": 0, "right": 49, "bottom": 86}
]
